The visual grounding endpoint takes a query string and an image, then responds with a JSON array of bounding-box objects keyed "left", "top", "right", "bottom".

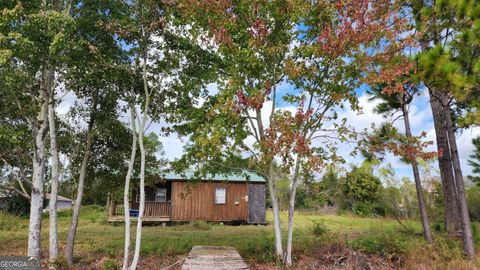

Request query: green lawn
[{"left": 0, "top": 206, "right": 476, "bottom": 269}]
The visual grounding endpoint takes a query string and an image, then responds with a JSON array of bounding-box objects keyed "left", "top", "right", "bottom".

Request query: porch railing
[
  {"left": 144, "top": 202, "right": 171, "bottom": 218},
  {"left": 109, "top": 201, "right": 171, "bottom": 219}
]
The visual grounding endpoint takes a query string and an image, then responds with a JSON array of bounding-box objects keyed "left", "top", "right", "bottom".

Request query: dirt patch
[
  {"left": 295, "top": 243, "right": 398, "bottom": 270},
  {"left": 135, "top": 254, "right": 186, "bottom": 270},
  {"left": 248, "top": 243, "right": 399, "bottom": 270}
]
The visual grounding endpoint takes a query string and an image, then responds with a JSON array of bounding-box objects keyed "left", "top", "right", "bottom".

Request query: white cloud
[
  {"left": 54, "top": 80, "right": 480, "bottom": 182},
  {"left": 332, "top": 90, "right": 480, "bottom": 181}
]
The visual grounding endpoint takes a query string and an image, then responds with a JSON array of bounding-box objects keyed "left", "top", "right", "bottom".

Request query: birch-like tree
[
  {"left": 176, "top": 0, "right": 397, "bottom": 266},
  {"left": 120, "top": 1, "right": 219, "bottom": 268},
  {"left": 47, "top": 95, "right": 61, "bottom": 264},
  {"left": 0, "top": 1, "right": 74, "bottom": 258}
]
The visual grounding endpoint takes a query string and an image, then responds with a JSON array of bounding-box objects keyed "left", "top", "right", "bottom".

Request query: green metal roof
[{"left": 163, "top": 170, "right": 265, "bottom": 183}]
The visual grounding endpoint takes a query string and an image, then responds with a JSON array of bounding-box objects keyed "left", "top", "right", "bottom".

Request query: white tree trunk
[
  {"left": 65, "top": 107, "right": 96, "bottom": 266},
  {"left": 267, "top": 164, "right": 283, "bottom": 259},
  {"left": 48, "top": 99, "right": 60, "bottom": 264},
  {"left": 27, "top": 69, "right": 53, "bottom": 258},
  {"left": 122, "top": 103, "right": 138, "bottom": 270},
  {"left": 129, "top": 48, "right": 151, "bottom": 270},
  {"left": 129, "top": 111, "right": 148, "bottom": 270},
  {"left": 28, "top": 92, "right": 49, "bottom": 258},
  {"left": 285, "top": 159, "right": 301, "bottom": 267}
]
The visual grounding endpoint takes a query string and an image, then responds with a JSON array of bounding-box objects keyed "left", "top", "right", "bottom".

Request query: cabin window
[
  {"left": 155, "top": 188, "right": 167, "bottom": 202},
  {"left": 215, "top": 187, "right": 226, "bottom": 204}
]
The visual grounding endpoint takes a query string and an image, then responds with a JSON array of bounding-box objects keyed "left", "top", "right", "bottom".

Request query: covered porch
[
  {"left": 107, "top": 201, "right": 171, "bottom": 222},
  {"left": 107, "top": 182, "right": 172, "bottom": 222}
]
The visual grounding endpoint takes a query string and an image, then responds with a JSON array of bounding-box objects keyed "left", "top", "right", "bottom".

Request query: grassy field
[{"left": 0, "top": 206, "right": 479, "bottom": 269}]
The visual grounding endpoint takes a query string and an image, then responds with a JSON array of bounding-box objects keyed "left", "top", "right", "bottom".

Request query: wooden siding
[{"left": 171, "top": 181, "right": 249, "bottom": 222}]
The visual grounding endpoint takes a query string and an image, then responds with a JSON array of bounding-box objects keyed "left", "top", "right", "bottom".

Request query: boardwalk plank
[{"left": 181, "top": 246, "right": 249, "bottom": 270}]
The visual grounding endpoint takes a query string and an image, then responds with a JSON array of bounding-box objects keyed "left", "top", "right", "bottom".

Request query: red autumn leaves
[
  {"left": 235, "top": 80, "right": 271, "bottom": 111},
  {"left": 365, "top": 125, "right": 436, "bottom": 163},
  {"left": 316, "top": 0, "right": 391, "bottom": 58},
  {"left": 260, "top": 98, "right": 320, "bottom": 173}
]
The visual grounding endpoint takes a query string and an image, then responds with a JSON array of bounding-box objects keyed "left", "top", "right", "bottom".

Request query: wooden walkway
[{"left": 181, "top": 246, "right": 249, "bottom": 270}]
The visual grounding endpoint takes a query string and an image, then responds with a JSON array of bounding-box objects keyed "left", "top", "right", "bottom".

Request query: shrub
[
  {"left": 190, "top": 220, "right": 211, "bottom": 230},
  {"left": 1, "top": 194, "right": 30, "bottom": 216},
  {"left": 467, "top": 186, "right": 480, "bottom": 221},
  {"left": 241, "top": 236, "right": 276, "bottom": 263},
  {"left": 431, "top": 234, "right": 463, "bottom": 261},
  {"left": 433, "top": 222, "right": 443, "bottom": 233},
  {"left": 351, "top": 202, "right": 378, "bottom": 217},
  {"left": 350, "top": 233, "right": 407, "bottom": 261},
  {"left": 471, "top": 224, "right": 480, "bottom": 246},
  {"left": 310, "top": 221, "right": 328, "bottom": 237}
]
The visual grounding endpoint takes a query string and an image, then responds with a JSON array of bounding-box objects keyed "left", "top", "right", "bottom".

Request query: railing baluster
[{"left": 121, "top": 201, "right": 170, "bottom": 219}]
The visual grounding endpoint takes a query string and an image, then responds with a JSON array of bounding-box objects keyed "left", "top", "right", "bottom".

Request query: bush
[
  {"left": 467, "top": 186, "right": 480, "bottom": 221},
  {"left": 241, "top": 236, "right": 276, "bottom": 263},
  {"left": 191, "top": 220, "right": 211, "bottom": 230},
  {"left": 1, "top": 194, "right": 30, "bottom": 216},
  {"left": 310, "top": 220, "right": 328, "bottom": 237},
  {"left": 351, "top": 202, "right": 384, "bottom": 217},
  {"left": 431, "top": 234, "right": 463, "bottom": 261},
  {"left": 433, "top": 222, "right": 443, "bottom": 233},
  {"left": 350, "top": 233, "right": 407, "bottom": 261},
  {"left": 472, "top": 224, "right": 480, "bottom": 246}
]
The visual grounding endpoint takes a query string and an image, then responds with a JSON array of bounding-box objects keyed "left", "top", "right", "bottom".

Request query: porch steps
[{"left": 181, "top": 246, "right": 249, "bottom": 270}]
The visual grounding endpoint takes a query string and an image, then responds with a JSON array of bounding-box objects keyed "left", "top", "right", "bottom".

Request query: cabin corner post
[
  {"left": 106, "top": 193, "right": 111, "bottom": 217},
  {"left": 108, "top": 199, "right": 116, "bottom": 218}
]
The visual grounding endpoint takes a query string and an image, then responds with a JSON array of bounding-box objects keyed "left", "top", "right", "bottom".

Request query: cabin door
[{"left": 248, "top": 184, "right": 266, "bottom": 224}]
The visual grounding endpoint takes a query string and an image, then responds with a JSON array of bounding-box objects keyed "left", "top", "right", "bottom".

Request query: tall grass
[
  {"left": 0, "top": 211, "right": 24, "bottom": 230},
  {"left": 1, "top": 206, "right": 479, "bottom": 269}
]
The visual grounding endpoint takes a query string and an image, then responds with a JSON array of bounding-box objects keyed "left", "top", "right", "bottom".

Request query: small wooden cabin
[{"left": 108, "top": 171, "right": 266, "bottom": 224}]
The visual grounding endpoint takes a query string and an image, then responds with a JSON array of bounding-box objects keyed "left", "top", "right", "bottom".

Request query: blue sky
[{"left": 57, "top": 77, "right": 479, "bottom": 184}]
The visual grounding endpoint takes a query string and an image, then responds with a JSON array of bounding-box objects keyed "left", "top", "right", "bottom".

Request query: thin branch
[
  {"left": 243, "top": 108, "right": 260, "bottom": 144},
  {"left": 0, "top": 185, "right": 31, "bottom": 201}
]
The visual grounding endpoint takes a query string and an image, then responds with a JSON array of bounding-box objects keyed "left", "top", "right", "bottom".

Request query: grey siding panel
[
  {"left": 248, "top": 184, "right": 266, "bottom": 224},
  {"left": 57, "top": 200, "right": 72, "bottom": 210}
]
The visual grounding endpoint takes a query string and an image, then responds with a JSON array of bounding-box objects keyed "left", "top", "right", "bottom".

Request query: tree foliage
[{"left": 468, "top": 136, "right": 480, "bottom": 184}]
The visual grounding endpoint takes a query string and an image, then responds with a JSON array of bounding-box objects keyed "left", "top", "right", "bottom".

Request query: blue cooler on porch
[{"left": 130, "top": 209, "right": 139, "bottom": 217}]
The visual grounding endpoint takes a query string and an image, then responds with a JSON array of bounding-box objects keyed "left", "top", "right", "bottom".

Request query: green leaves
[
  {"left": 343, "top": 162, "right": 381, "bottom": 203},
  {"left": 468, "top": 136, "right": 480, "bottom": 185},
  {"left": 0, "top": 49, "right": 11, "bottom": 64}
]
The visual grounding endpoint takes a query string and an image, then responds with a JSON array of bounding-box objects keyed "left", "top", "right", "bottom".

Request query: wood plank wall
[{"left": 171, "top": 181, "right": 249, "bottom": 222}]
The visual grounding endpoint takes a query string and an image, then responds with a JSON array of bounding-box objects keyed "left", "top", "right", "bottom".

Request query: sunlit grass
[
  {"left": 3, "top": 205, "right": 479, "bottom": 270},
  {"left": 0, "top": 206, "right": 426, "bottom": 260}
]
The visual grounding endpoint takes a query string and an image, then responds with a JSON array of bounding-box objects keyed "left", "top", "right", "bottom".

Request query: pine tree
[
  {"left": 468, "top": 137, "right": 480, "bottom": 184},
  {"left": 367, "top": 85, "right": 434, "bottom": 243}
]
